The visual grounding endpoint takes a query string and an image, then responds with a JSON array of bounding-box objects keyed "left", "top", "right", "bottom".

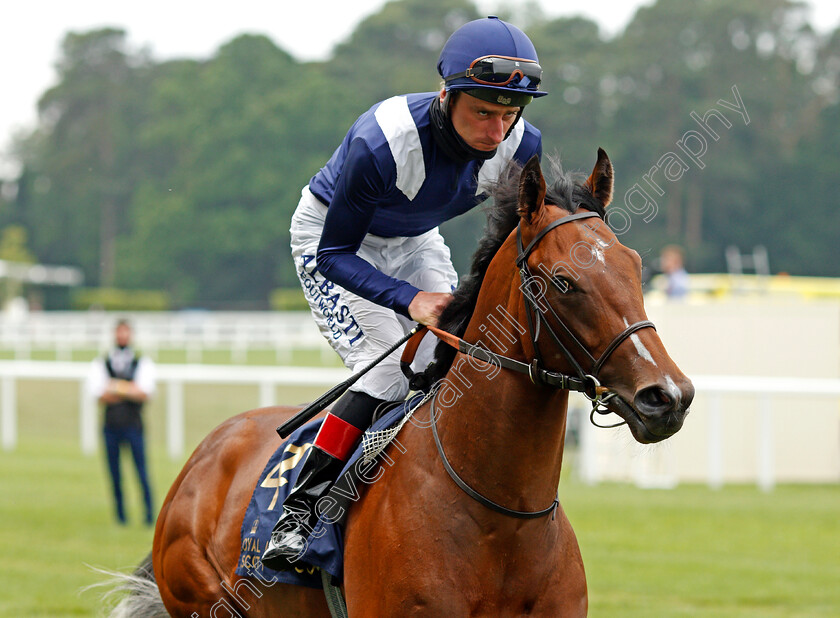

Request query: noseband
[{"left": 515, "top": 210, "right": 656, "bottom": 421}]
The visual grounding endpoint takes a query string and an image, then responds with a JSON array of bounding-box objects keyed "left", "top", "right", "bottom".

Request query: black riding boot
[
  {"left": 261, "top": 445, "right": 344, "bottom": 569},
  {"left": 261, "top": 390, "right": 385, "bottom": 570}
]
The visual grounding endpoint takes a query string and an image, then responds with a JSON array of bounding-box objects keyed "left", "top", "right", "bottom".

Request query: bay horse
[{"left": 117, "top": 150, "right": 693, "bottom": 617}]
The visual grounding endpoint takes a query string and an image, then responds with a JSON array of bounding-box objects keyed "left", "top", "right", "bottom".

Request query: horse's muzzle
[{"left": 610, "top": 379, "right": 694, "bottom": 444}]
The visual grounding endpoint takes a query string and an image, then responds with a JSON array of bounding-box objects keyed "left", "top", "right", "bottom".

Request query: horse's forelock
[{"left": 545, "top": 156, "right": 607, "bottom": 219}]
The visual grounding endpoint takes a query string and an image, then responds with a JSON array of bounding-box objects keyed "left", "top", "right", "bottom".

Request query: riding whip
[{"left": 276, "top": 324, "right": 426, "bottom": 438}]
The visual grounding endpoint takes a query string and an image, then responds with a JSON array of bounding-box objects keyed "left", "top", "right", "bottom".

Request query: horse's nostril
[{"left": 634, "top": 385, "right": 675, "bottom": 416}]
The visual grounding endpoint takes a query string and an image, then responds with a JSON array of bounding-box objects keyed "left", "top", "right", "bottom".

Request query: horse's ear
[
  {"left": 518, "top": 155, "right": 546, "bottom": 223},
  {"left": 584, "top": 147, "right": 614, "bottom": 207}
]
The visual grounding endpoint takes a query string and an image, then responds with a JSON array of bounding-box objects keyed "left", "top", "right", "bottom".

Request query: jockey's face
[{"left": 444, "top": 89, "right": 520, "bottom": 152}]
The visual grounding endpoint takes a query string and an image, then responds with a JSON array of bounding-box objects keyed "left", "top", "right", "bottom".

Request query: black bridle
[
  {"left": 426, "top": 210, "right": 656, "bottom": 519},
  {"left": 515, "top": 210, "right": 656, "bottom": 418}
]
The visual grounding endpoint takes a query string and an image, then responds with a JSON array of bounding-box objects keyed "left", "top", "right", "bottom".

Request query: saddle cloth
[{"left": 234, "top": 394, "right": 423, "bottom": 587}]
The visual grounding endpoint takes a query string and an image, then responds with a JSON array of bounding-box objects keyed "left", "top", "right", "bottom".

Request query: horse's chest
[
  {"left": 344, "top": 440, "right": 586, "bottom": 615},
  {"left": 358, "top": 583, "right": 582, "bottom": 618},
  {"left": 347, "top": 523, "right": 583, "bottom": 616}
]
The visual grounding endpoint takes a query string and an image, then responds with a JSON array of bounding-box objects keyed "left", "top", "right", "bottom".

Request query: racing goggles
[{"left": 445, "top": 55, "right": 543, "bottom": 88}]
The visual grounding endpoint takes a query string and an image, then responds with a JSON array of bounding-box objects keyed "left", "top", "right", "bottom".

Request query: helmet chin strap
[
  {"left": 505, "top": 106, "right": 524, "bottom": 139},
  {"left": 441, "top": 90, "right": 456, "bottom": 117}
]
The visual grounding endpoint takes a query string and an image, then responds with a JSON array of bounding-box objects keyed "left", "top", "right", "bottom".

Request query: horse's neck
[
  {"left": 435, "top": 365, "right": 569, "bottom": 510},
  {"left": 434, "top": 253, "right": 569, "bottom": 512}
]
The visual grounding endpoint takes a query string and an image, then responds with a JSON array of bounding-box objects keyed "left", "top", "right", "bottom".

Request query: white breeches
[{"left": 289, "top": 186, "right": 458, "bottom": 401}]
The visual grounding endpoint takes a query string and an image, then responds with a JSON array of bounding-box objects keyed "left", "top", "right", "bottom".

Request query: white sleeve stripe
[
  {"left": 374, "top": 96, "right": 425, "bottom": 200},
  {"left": 476, "top": 120, "right": 526, "bottom": 195}
]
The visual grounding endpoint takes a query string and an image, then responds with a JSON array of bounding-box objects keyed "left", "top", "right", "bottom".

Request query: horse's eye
[{"left": 552, "top": 276, "right": 574, "bottom": 294}]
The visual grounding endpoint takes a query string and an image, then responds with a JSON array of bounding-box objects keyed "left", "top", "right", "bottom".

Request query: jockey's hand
[{"left": 408, "top": 291, "right": 454, "bottom": 328}]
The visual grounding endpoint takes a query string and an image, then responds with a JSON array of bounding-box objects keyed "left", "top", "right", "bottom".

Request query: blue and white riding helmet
[{"left": 437, "top": 16, "right": 548, "bottom": 107}]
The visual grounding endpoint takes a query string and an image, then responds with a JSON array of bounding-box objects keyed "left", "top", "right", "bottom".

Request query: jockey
[{"left": 262, "top": 16, "right": 548, "bottom": 569}]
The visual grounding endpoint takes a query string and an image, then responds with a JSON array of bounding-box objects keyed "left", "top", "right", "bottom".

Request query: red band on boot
[{"left": 314, "top": 413, "right": 364, "bottom": 461}]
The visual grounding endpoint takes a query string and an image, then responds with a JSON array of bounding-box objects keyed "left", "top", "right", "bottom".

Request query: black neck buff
[{"left": 429, "top": 95, "right": 497, "bottom": 164}]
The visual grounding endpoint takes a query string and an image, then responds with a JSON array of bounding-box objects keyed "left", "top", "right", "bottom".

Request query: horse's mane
[{"left": 422, "top": 156, "right": 606, "bottom": 385}]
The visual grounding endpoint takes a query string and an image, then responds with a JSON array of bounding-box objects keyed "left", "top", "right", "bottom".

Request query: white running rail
[{"left": 1, "top": 362, "right": 838, "bottom": 490}]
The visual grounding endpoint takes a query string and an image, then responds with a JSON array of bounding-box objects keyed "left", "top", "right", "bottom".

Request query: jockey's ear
[
  {"left": 518, "top": 155, "right": 546, "bottom": 223},
  {"left": 583, "top": 147, "right": 614, "bottom": 207}
]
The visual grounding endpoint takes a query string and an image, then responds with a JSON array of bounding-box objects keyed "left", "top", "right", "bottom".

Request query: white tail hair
[{"left": 83, "top": 553, "right": 168, "bottom": 617}]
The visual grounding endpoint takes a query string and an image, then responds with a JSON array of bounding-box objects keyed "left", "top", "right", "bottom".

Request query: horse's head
[{"left": 513, "top": 150, "right": 693, "bottom": 443}]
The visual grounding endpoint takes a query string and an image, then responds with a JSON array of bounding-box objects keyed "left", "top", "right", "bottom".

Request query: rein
[
  {"left": 400, "top": 209, "right": 657, "bottom": 519},
  {"left": 402, "top": 323, "right": 608, "bottom": 397},
  {"left": 429, "top": 387, "right": 559, "bottom": 520}
]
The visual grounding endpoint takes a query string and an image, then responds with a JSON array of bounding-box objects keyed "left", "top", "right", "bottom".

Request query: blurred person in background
[
  {"left": 86, "top": 319, "right": 157, "bottom": 525},
  {"left": 660, "top": 244, "right": 690, "bottom": 300}
]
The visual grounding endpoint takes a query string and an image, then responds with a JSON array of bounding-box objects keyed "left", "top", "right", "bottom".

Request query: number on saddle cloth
[{"left": 235, "top": 396, "right": 424, "bottom": 587}]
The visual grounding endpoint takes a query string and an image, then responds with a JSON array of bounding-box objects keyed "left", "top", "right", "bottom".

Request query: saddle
[{"left": 234, "top": 395, "right": 424, "bottom": 589}]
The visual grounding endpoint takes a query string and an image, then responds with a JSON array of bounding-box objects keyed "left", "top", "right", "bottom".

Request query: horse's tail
[{"left": 86, "top": 551, "right": 168, "bottom": 617}]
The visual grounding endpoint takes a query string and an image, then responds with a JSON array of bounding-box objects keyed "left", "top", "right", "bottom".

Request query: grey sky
[{"left": 1, "top": 0, "right": 837, "bottom": 180}]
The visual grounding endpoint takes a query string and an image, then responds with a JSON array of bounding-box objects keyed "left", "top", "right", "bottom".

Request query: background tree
[
  {"left": 4, "top": 0, "right": 839, "bottom": 308},
  {"left": 0, "top": 225, "right": 36, "bottom": 307},
  {"left": 16, "top": 29, "right": 149, "bottom": 287}
]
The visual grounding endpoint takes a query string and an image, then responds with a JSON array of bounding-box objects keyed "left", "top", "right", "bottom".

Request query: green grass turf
[
  {"left": 1, "top": 381, "right": 329, "bottom": 616},
  {"left": 0, "top": 440, "right": 181, "bottom": 617},
  {"left": 563, "top": 482, "right": 840, "bottom": 616},
  {"left": 2, "top": 363, "right": 839, "bottom": 616},
  {"left": 1, "top": 434, "right": 838, "bottom": 616}
]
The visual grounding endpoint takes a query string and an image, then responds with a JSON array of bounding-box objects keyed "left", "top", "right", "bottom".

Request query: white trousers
[{"left": 289, "top": 186, "right": 458, "bottom": 401}]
